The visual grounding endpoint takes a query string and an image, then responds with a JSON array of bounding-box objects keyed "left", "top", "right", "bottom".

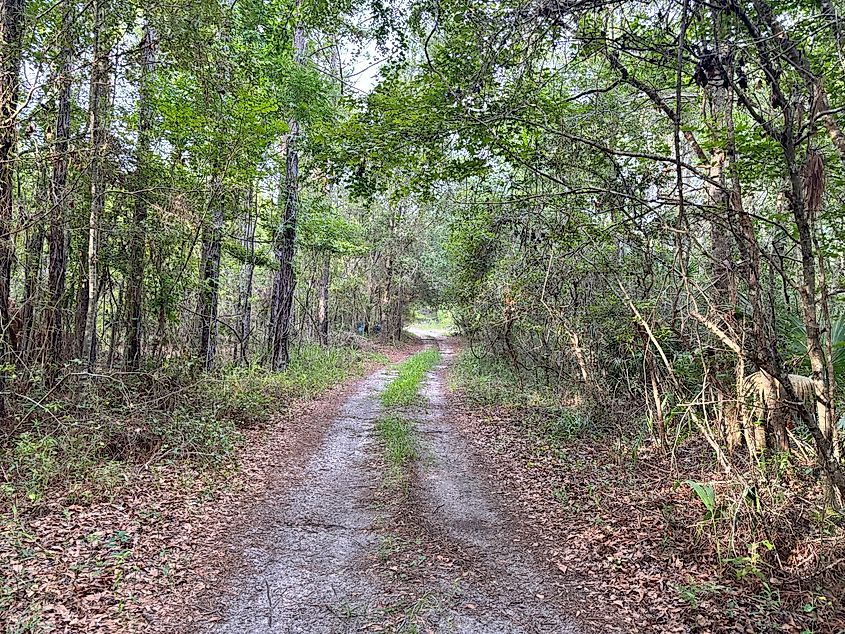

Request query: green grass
[
  {"left": 449, "top": 350, "right": 559, "bottom": 409},
  {"left": 375, "top": 415, "right": 418, "bottom": 486},
  {"left": 375, "top": 348, "right": 441, "bottom": 488},
  {"left": 408, "top": 308, "right": 455, "bottom": 335},
  {"left": 380, "top": 348, "right": 441, "bottom": 407},
  {"left": 1, "top": 344, "right": 381, "bottom": 507},
  {"left": 450, "top": 349, "right": 596, "bottom": 443}
]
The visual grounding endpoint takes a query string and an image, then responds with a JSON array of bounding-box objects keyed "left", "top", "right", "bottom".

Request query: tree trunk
[
  {"left": 269, "top": 14, "right": 304, "bottom": 371},
  {"left": 197, "top": 176, "right": 224, "bottom": 370},
  {"left": 235, "top": 185, "right": 256, "bottom": 364},
  {"left": 82, "top": 0, "right": 111, "bottom": 371},
  {"left": 269, "top": 138, "right": 298, "bottom": 370},
  {"left": 45, "top": 15, "right": 73, "bottom": 381},
  {"left": 20, "top": 166, "right": 47, "bottom": 364},
  {"left": 0, "top": 0, "right": 24, "bottom": 416},
  {"left": 317, "top": 252, "right": 329, "bottom": 346},
  {"left": 124, "top": 25, "right": 155, "bottom": 369}
]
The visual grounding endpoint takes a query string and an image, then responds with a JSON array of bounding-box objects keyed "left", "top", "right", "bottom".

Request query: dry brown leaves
[{"left": 448, "top": 396, "right": 845, "bottom": 634}]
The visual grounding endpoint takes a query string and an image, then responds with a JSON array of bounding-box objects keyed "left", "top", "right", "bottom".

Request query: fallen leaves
[
  {"left": 448, "top": 394, "right": 845, "bottom": 633},
  {"left": 1, "top": 364, "right": 387, "bottom": 634}
]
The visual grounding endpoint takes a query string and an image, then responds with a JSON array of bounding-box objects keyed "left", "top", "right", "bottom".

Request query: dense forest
[{"left": 2, "top": 0, "right": 845, "bottom": 630}]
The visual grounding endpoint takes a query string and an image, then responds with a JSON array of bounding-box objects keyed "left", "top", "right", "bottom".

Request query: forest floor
[{"left": 5, "top": 333, "right": 843, "bottom": 633}]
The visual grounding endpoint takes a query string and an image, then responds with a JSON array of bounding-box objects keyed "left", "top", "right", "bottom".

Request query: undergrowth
[
  {"left": 1, "top": 344, "right": 379, "bottom": 507},
  {"left": 380, "top": 348, "right": 441, "bottom": 407},
  {"left": 450, "top": 351, "right": 597, "bottom": 441},
  {"left": 449, "top": 348, "right": 845, "bottom": 629}
]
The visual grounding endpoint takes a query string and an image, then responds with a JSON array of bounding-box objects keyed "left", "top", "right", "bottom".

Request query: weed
[
  {"left": 377, "top": 534, "right": 402, "bottom": 561},
  {"left": 725, "top": 540, "right": 774, "bottom": 583},
  {"left": 685, "top": 480, "right": 721, "bottom": 522},
  {"left": 376, "top": 415, "right": 417, "bottom": 486},
  {"left": 1, "top": 344, "right": 377, "bottom": 508},
  {"left": 553, "top": 486, "right": 569, "bottom": 504},
  {"left": 9, "top": 433, "right": 59, "bottom": 502},
  {"left": 676, "top": 581, "right": 728, "bottom": 609},
  {"left": 381, "top": 349, "right": 441, "bottom": 407}
]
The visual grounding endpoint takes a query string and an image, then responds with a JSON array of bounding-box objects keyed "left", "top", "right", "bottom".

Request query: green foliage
[
  {"left": 1, "top": 345, "right": 375, "bottom": 507},
  {"left": 375, "top": 415, "right": 418, "bottom": 486},
  {"left": 685, "top": 480, "right": 720, "bottom": 521},
  {"left": 409, "top": 308, "right": 455, "bottom": 335},
  {"left": 297, "top": 195, "right": 368, "bottom": 255},
  {"left": 451, "top": 350, "right": 562, "bottom": 411},
  {"left": 380, "top": 348, "right": 441, "bottom": 407},
  {"left": 8, "top": 434, "right": 60, "bottom": 503}
]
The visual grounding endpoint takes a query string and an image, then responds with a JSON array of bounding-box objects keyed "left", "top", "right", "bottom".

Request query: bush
[{"left": 1, "top": 344, "right": 378, "bottom": 507}]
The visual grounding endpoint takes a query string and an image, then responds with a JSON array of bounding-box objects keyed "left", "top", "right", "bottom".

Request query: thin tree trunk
[
  {"left": 235, "top": 185, "right": 256, "bottom": 364},
  {"left": 317, "top": 252, "right": 329, "bottom": 346},
  {"left": 197, "top": 176, "right": 224, "bottom": 370},
  {"left": 124, "top": 24, "right": 155, "bottom": 369},
  {"left": 0, "top": 0, "right": 24, "bottom": 417},
  {"left": 20, "top": 167, "right": 47, "bottom": 363}
]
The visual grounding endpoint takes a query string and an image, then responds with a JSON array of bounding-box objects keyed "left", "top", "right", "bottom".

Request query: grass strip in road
[
  {"left": 376, "top": 347, "right": 440, "bottom": 489},
  {"left": 375, "top": 415, "right": 418, "bottom": 486},
  {"left": 380, "top": 348, "right": 441, "bottom": 407}
]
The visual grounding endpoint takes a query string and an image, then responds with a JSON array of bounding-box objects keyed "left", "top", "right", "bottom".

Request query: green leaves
[
  {"left": 685, "top": 480, "right": 720, "bottom": 521},
  {"left": 297, "top": 196, "right": 368, "bottom": 255}
]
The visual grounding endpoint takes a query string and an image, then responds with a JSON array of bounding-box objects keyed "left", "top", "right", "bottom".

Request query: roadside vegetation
[
  {"left": 451, "top": 350, "right": 845, "bottom": 630},
  {"left": 2, "top": 346, "right": 381, "bottom": 509}
]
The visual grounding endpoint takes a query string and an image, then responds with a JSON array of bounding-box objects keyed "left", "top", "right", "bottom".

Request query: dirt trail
[
  {"left": 207, "top": 338, "right": 581, "bottom": 633},
  {"left": 208, "top": 369, "right": 392, "bottom": 633},
  {"left": 384, "top": 337, "right": 580, "bottom": 633}
]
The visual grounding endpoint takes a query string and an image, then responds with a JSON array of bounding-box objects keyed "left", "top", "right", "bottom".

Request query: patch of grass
[
  {"left": 676, "top": 581, "right": 729, "bottom": 609},
  {"left": 375, "top": 415, "right": 417, "bottom": 486},
  {"left": 450, "top": 349, "right": 599, "bottom": 443},
  {"left": 381, "top": 348, "right": 441, "bottom": 407},
  {"left": 1, "top": 344, "right": 380, "bottom": 508},
  {"left": 449, "top": 350, "right": 557, "bottom": 408}
]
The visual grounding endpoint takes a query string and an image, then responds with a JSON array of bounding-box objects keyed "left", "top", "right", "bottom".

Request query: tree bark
[
  {"left": 268, "top": 14, "right": 304, "bottom": 371},
  {"left": 124, "top": 24, "right": 155, "bottom": 369},
  {"left": 197, "top": 176, "right": 224, "bottom": 370},
  {"left": 19, "top": 214, "right": 43, "bottom": 363},
  {"left": 44, "top": 10, "right": 73, "bottom": 381},
  {"left": 235, "top": 184, "right": 256, "bottom": 364},
  {"left": 317, "top": 252, "right": 329, "bottom": 346},
  {"left": 82, "top": 0, "right": 111, "bottom": 371},
  {"left": 0, "top": 3, "right": 24, "bottom": 401}
]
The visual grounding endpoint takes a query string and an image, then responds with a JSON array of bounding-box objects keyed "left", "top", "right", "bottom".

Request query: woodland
[{"left": 1, "top": 0, "right": 845, "bottom": 630}]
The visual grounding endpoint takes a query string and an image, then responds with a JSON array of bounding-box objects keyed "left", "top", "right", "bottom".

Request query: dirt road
[{"left": 207, "top": 338, "right": 580, "bottom": 633}]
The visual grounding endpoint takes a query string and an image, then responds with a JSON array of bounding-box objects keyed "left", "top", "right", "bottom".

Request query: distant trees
[{"left": 0, "top": 0, "right": 438, "bottom": 429}]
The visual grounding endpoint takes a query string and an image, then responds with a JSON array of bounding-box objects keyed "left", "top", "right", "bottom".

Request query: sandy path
[
  {"left": 206, "top": 337, "right": 580, "bottom": 633},
  {"left": 388, "top": 337, "right": 580, "bottom": 633},
  {"left": 207, "top": 369, "right": 392, "bottom": 633}
]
